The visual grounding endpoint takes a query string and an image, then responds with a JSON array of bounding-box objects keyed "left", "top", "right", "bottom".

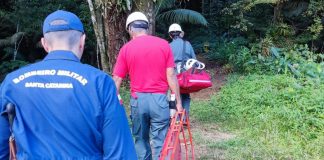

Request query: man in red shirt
[{"left": 113, "top": 12, "right": 183, "bottom": 160}]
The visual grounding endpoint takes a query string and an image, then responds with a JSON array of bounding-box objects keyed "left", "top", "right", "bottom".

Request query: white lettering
[
  {"left": 24, "top": 72, "right": 31, "bottom": 78},
  {"left": 57, "top": 70, "right": 88, "bottom": 85},
  {"left": 25, "top": 82, "right": 45, "bottom": 88},
  {"left": 43, "top": 70, "right": 56, "bottom": 75},
  {"left": 57, "top": 70, "right": 68, "bottom": 76},
  {"left": 36, "top": 70, "right": 44, "bottom": 75},
  {"left": 71, "top": 72, "right": 79, "bottom": 78},
  {"left": 18, "top": 75, "right": 25, "bottom": 81},
  {"left": 45, "top": 83, "right": 73, "bottom": 88},
  {"left": 12, "top": 70, "right": 58, "bottom": 84},
  {"left": 44, "top": 70, "right": 51, "bottom": 75},
  {"left": 13, "top": 69, "right": 87, "bottom": 86},
  {"left": 30, "top": 71, "right": 37, "bottom": 76},
  {"left": 76, "top": 76, "right": 83, "bottom": 82},
  {"left": 81, "top": 79, "right": 88, "bottom": 85},
  {"left": 13, "top": 78, "right": 20, "bottom": 84},
  {"left": 24, "top": 82, "right": 72, "bottom": 89}
]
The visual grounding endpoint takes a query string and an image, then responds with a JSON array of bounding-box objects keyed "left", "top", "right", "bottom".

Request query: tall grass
[{"left": 191, "top": 74, "right": 324, "bottom": 159}]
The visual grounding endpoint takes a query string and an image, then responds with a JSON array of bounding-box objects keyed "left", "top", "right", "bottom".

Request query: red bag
[{"left": 177, "top": 68, "right": 212, "bottom": 93}]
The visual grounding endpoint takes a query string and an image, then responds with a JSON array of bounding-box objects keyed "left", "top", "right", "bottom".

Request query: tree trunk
[
  {"left": 273, "top": 2, "right": 284, "bottom": 24},
  {"left": 103, "top": 5, "right": 128, "bottom": 71},
  {"left": 133, "top": 0, "right": 155, "bottom": 35},
  {"left": 87, "top": 0, "right": 156, "bottom": 73},
  {"left": 87, "top": 0, "right": 109, "bottom": 73},
  {"left": 87, "top": 0, "right": 128, "bottom": 73}
]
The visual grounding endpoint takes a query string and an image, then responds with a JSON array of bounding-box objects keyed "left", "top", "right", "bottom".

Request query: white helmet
[
  {"left": 126, "top": 12, "right": 149, "bottom": 30},
  {"left": 168, "top": 23, "right": 182, "bottom": 33}
]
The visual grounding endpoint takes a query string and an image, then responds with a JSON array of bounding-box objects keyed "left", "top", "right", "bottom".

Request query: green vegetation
[
  {"left": 1, "top": 0, "right": 323, "bottom": 78},
  {"left": 191, "top": 74, "right": 324, "bottom": 159},
  {"left": 1, "top": 1, "right": 323, "bottom": 158},
  {"left": 0, "top": 0, "right": 95, "bottom": 81},
  {"left": 190, "top": 0, "right": 324, "bottom": 80},
  {"left": 119, "top": 86, "right": 131, "bottom": 107}
]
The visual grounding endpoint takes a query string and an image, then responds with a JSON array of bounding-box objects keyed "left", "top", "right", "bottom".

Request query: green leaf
[
  {"left": 154, "top": 0, "right": 175, "bottom": 16},
  {"left": 156, "top": 9, "right": 208, "bottom": 26}
]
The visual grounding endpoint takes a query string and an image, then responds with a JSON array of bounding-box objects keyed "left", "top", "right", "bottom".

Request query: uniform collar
[
  {"left": 171, "top": 38, "right": 183, "bottom": 42},
  {"left": 44, "top": 50, "right": 80, "bottom": 62}
]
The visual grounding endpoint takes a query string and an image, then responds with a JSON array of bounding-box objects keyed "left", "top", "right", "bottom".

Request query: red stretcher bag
[{"left": 177, "top": 68, "right": 212, "bottom": 94}]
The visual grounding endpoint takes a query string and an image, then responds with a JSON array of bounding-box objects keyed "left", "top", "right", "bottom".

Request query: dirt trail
[
  {"left": 190, "top": 121, "right": 235, "bottom": 160},
  {"left": 190, "top": 64, "right": 227, "bottom": 100},
  {"left": 189, "top": 62, "right": 235, "bottom": 159}
]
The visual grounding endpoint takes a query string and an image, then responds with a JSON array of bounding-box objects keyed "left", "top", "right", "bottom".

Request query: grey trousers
[{"left": 130, "top": 93, "right": 170, "bottom": 160}]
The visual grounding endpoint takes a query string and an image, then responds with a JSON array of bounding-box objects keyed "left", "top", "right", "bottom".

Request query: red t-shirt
[{"left": 113, "top": 35, "right": 175, "bottom": 94}]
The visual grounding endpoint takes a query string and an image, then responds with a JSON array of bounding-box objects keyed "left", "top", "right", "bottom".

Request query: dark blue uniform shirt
[{"left": 0, "top": 50, "right": 137, "bottom": 159}]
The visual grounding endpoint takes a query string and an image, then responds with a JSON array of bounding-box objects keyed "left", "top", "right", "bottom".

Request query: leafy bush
[
  {"left": 119, "top": 86, "right": 130, "bottom": 108},
  {"left": 204, "top": 35, "right": 324, "bottom": 82},
  {"left": 191, "top": 74, "right": 324, "bottom": 159},
  {"left": 206, "top": 40, "right": 238, "bottom": 65},
  {"left": 205, "top": 37, "right": 249, "bottom": 65},
  {"left": 245, "top": 45, "right": 324, "bottom": 80},
  {"left": 279, "top": 45, "right": 324, "bottom": 79}
]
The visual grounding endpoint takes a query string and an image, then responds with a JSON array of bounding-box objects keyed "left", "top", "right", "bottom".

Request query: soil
[
  {"left": 190, "top": 54, "right": 228, "bottom": 100},
  {"left": 190, "top": 66, "right": 227, "bottom": 100},
  {"left": 190, "top": 120, "right": 235, "bottom": 160}
]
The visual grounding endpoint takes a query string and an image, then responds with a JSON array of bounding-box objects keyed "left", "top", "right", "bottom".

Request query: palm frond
[
  {"left": 154, "top": 0, "right": 176, "bottom": 16},
  {"left": 252, "top": 0, "right": 280, "bottom": 5},
  {"left": 156, "top": 9, "right": 208, "bottom": 26}
]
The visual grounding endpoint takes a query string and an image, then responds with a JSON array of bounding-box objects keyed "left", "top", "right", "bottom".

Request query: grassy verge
[
  {"left": 119, "top": 87, "right": 131, "bottom": 123},
  {"left": 191, "top": 74, "right": 324, "bottom": 159}
]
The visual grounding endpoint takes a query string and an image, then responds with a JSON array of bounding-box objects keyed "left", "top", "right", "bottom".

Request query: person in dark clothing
[{"left": 168, "top": 23, "right": 197, "bottom": 121}]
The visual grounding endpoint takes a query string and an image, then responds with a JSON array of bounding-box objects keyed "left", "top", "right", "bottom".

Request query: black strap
[
  {"left": 3, "top": 103, "right": 15, "bottom": 133},
  {"left": 5, "top": 103, "right": 17, "bottom": 159},
  {"left": 180, "top": 40, "right": 187, "bottom": 70}
]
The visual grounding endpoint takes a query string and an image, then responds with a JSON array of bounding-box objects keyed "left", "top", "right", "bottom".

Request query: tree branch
[{"left": 0, "top": 32, "right": 25, "bottom": 47}]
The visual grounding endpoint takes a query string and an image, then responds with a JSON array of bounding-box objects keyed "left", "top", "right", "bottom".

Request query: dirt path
[
  {"left": 189, "top": 65, "right": 235, "bottom": 159},
  {"left": 190, "top": 120, "right": 235, "bottom": 160},
  {"left": 190, "top": 64, "right": 227, "bottom": 100}
]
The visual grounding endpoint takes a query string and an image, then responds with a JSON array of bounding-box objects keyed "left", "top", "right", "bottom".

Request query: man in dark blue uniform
[{"left": 0, "top": 10, "right": 137, "bottom": 159}]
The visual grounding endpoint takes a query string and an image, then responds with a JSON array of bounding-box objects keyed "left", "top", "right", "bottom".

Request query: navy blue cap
[{"left": 43, "top": 10, "right": 84, "bottom": 34}]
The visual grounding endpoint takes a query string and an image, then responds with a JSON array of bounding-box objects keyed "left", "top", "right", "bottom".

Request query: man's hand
[
  {"left": 166, "top": 67, "right": 183, "bottom": 112},
  {"left": 112, "top": 76, "right": 123, "bottom": 92},
  {"left": 117, "top": 94, "right": 123, "bottom": 105},
  {"left": 176, "top": 103, "right": 183, "bottom": 112}
]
